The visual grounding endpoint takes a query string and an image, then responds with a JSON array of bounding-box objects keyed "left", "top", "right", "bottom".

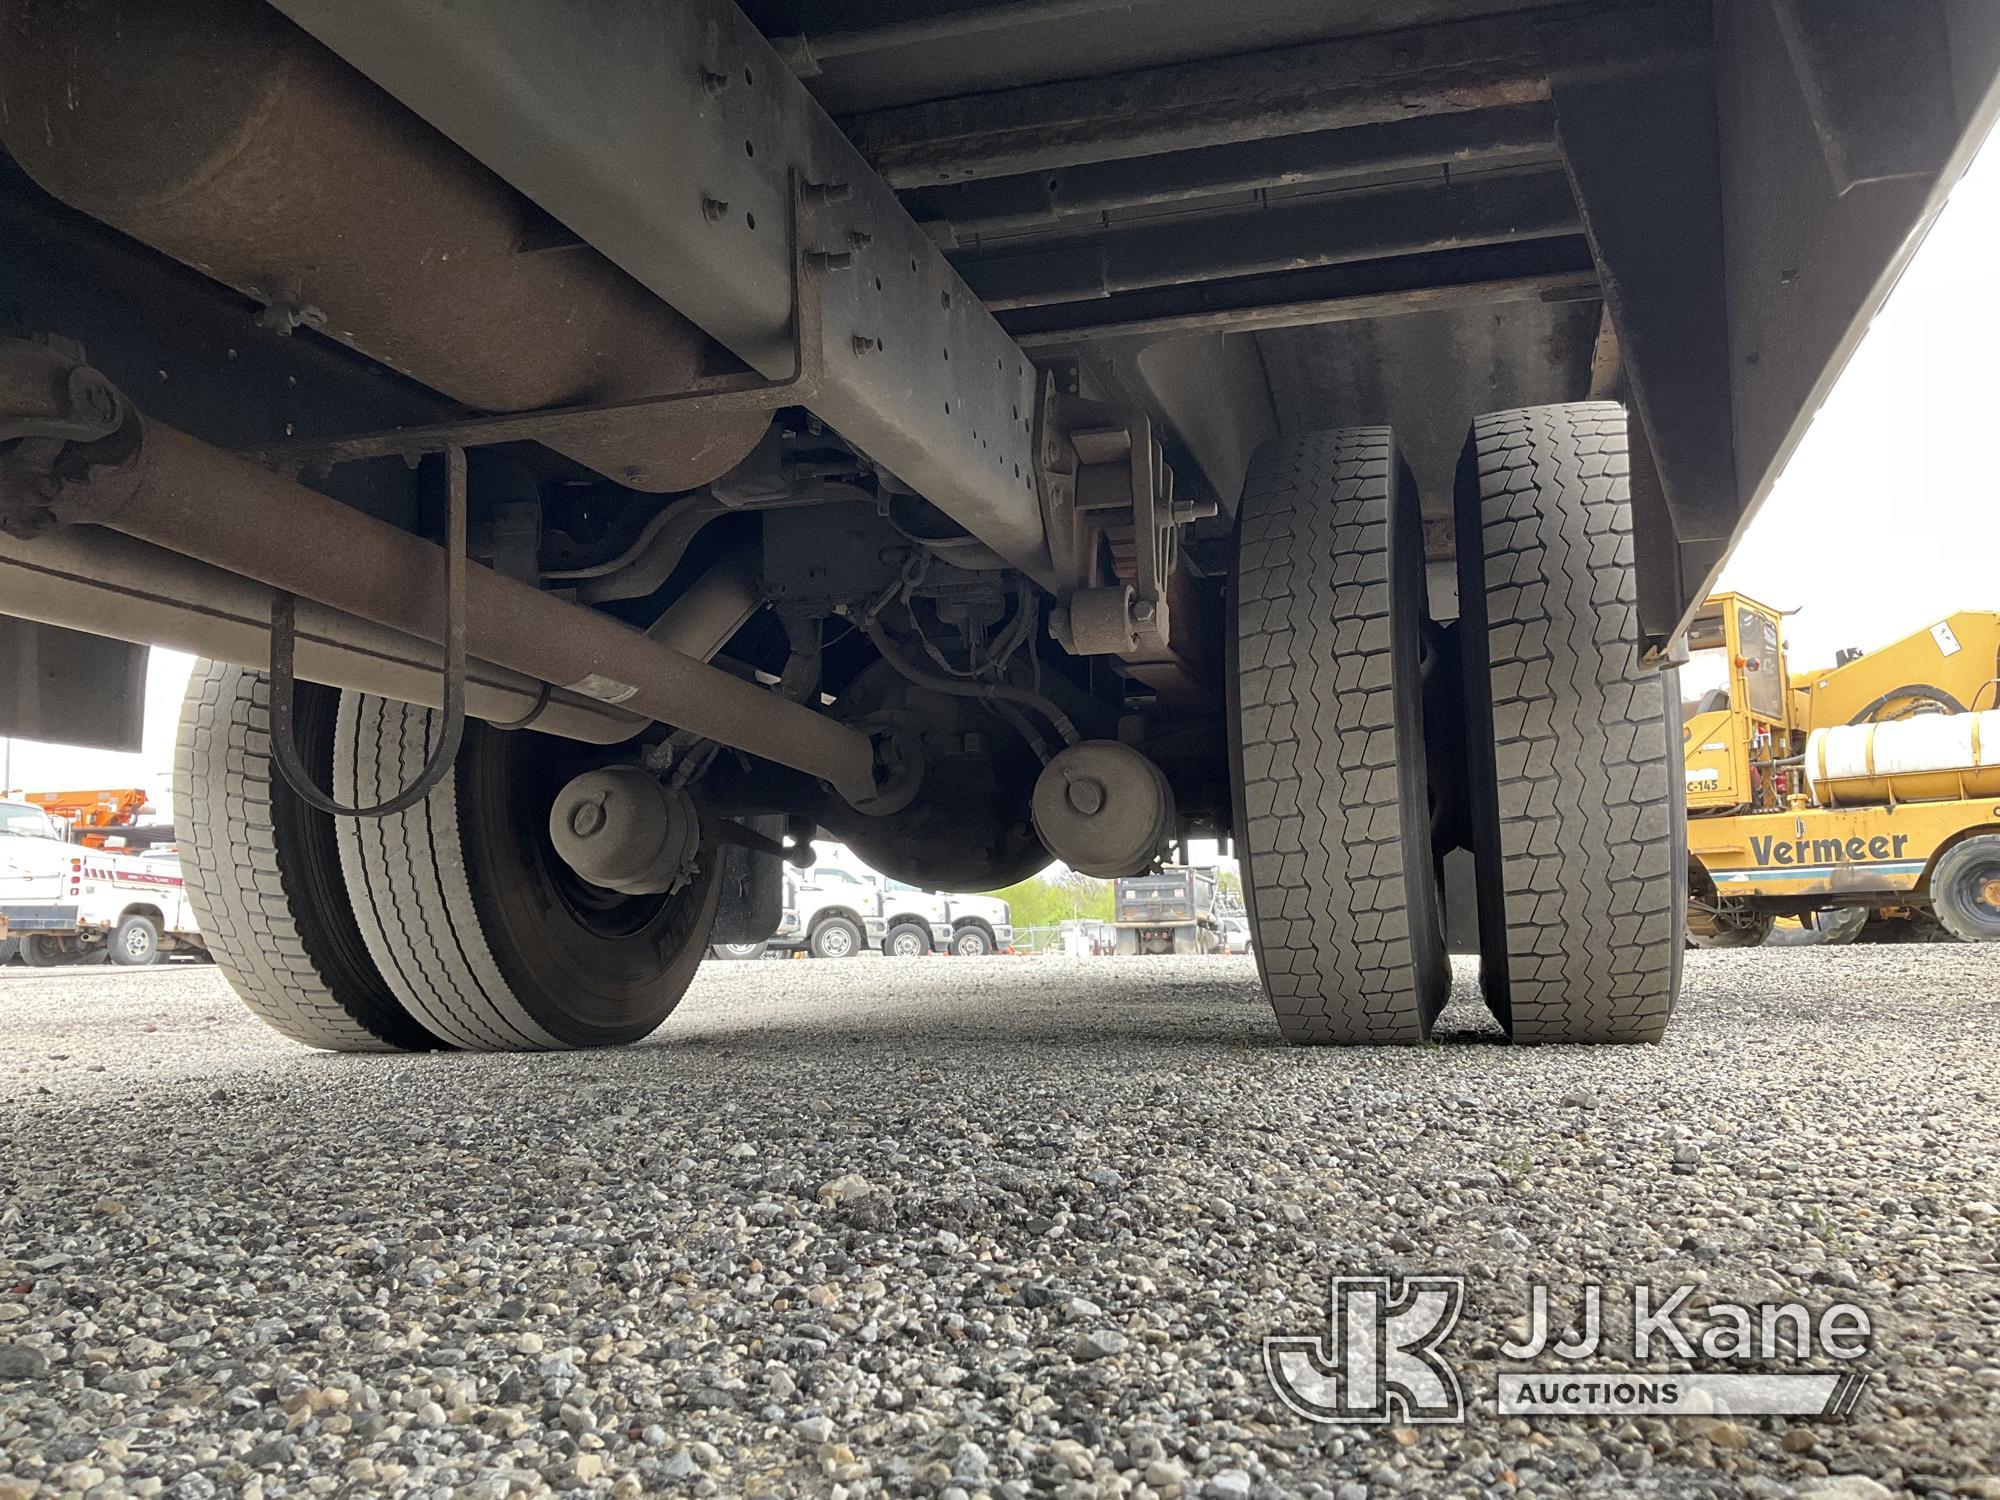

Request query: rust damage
[{"left": 0, "top": 0, "right": 767, "bottom": 491}]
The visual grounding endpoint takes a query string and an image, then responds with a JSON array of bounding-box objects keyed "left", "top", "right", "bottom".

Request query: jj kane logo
[
  {"left": 1264, "top": 1277, "right": 1466, "bottom": 1424},
  {"left": 1266, "top": 1277, "right": 1871, "bottom": 1425}
]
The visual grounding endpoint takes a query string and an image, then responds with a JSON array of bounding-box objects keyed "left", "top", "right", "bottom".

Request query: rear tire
[
  {"left": 1931, "top": 834, "right": 2000, "bottom": 943},
  {"left": 1857, "top": 909, "right": 1952, "bottom": 944},
  {"left": 1455, "top": 403, "right": 1684, "bottom": 1044},
  {"left": 334, "top": 695, "right": 719, "bottom": 1050},
  {"left": 1231, "top": 426, "right": 1448, "bottom": 1044},
  {"left": 0, "top": 937, "right": 17, "bottom": 965},
  {"left": 19, "top": 934, "right": 75, "bottom": 968},
  {"left": 1762, "top": 907, "right": 1867, "bottom": 947},
  {"left": 108, "top": 913, "right": 161, "bottom": 966},
  {"left": 173, "top": 661, "right": 433, "bottom": 1051},
  {"left": 709, "top": 941, "right": 767, "bottom": 961},
  {"left": 1687, "top": 910, "right": 1774, "bottom": 949}
]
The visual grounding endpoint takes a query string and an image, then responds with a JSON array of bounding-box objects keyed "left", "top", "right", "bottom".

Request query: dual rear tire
[
  {"left": 1232, "top": 428, "right": 1446, "bottom": 1044},
  {"left": 1232, "top": 403, "right": 1685, "bottom": 1045},
  {"left": 174, "top": 660, "right": 718, "bottom": 1052}
]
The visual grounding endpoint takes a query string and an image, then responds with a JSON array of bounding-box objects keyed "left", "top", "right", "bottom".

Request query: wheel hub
[
  {"left": 547, "top": 767, "right": 700, "bottom": 896},
  {"left": 1030, "top": 740, "right": 1173, "bottom": 879}
]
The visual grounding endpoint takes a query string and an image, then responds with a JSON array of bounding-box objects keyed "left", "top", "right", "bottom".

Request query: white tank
[{"left": 1806, "top": 710, "right": 2000, "bottom": 806}]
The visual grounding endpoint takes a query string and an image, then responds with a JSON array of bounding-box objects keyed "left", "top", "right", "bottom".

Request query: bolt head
[
  {"left": 568, "top": 800, "right": 607, "bottom": 839},
  {"left": 1066, "top": 777, "right": 1106, "bottom": 817}
]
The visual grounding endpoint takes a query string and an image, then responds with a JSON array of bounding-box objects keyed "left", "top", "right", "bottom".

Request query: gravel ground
[{"left": 1, "top": 947, "right": 1997, "bottom": 1500}]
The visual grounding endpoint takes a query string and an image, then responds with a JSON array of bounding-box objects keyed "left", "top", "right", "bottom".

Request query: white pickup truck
[
  {"left": 708, "top": 862, "right": 1011, "bottom": 959},
  {"left": 879, "top": 880, "right": 954, "bottom": 958},
  {"left": 874, "top": 877, "right": 1013, "bottom": 957},
  {"left": 943, "top": 894, "right": 1013, "bottom": 957},
  {"left": 0, "top": 801, "right": 204, "bottom": 966},
  {"left": 709, "top": 863, "right": 889, "bottom": 961}
]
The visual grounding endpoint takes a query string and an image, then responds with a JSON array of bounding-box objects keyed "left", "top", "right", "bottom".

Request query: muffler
[{"left": 0, "top": 0, "right": 765, "bottom": 492}]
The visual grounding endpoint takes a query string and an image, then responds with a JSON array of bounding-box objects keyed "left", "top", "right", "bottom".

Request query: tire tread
[
  {"left": 172, "top": 659, "right": 428, "bottom": 1051},
  {"left": 334, "top": 695, "right": 564, "bottom": 1051},
  {"left": 1235, "top": 427, "right": 1445, "bottom": 1043},
  {"left": 1459, "top": 403, "right": 1681, "bottom": 1044}
]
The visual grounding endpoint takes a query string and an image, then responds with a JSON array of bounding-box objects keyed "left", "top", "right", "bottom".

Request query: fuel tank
[{"left": 1807, "top": 711, "right": 2000, "bottom": 806}]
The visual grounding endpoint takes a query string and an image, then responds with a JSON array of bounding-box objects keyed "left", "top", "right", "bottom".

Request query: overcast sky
[
  {"left": 4, "top": 127, "right": 1996, "bottom": 815},
  {"left": 1712, "top": 125, "right": 2000, "bottom": 671}
]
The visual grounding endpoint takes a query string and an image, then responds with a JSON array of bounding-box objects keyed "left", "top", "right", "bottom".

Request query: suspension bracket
[{"left": 1031, "top": 367, "right": 1218, "bottom": 697}]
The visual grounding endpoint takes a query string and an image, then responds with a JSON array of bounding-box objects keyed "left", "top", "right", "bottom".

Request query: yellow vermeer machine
[{"left": 1683, "top": 595, "right": 2000, "bottom": 946}]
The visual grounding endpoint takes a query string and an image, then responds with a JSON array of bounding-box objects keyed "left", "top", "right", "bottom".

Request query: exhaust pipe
[
  {"left": 20, "top": 383, "right": 883, "bottom": 806},
  {"left": 0, "top": 527, "right": 642, "bottom": 745},
  {"left": 0, "top": 528, "right": 771, "bottom": 747},
  {"left": 0, "top": 0, "right": 765, "bottom": 492}
]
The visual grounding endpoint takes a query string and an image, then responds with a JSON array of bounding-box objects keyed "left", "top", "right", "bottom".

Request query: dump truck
[
  {"left": 0, "top": 1, "right": 1994, "bottom": 1050},
  {"left": 1113, "top": 867, "right": 1221, "bottom": 956},
  {"left": 1684, "top": 595, "right": 2000, "bottom": 946}
]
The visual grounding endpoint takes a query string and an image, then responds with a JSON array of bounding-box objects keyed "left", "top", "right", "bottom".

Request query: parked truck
[
  {"left": 943, "top": 893, "right": 1013, "bottom": 957},
  {"left": 1, "top": 0, "right": 1993, "bottom": 1049},
  {"left": 1684, "top": 595, "right": 2000, "bottom": 947},
  {"left": 874, "top": 875, "right": 1012, "bottom": 956},
  {"left": 710, "top": 863, "right": 888, "bottom": 960},
  {"left": 878, "top": 879, "right": 955, "bottom": 957},
  {"left": 0, "top": 799, "right": 205, "bottom": 965},
  {"left": 1113, "top": 867, "right": 1221, "bottom": 956}
]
